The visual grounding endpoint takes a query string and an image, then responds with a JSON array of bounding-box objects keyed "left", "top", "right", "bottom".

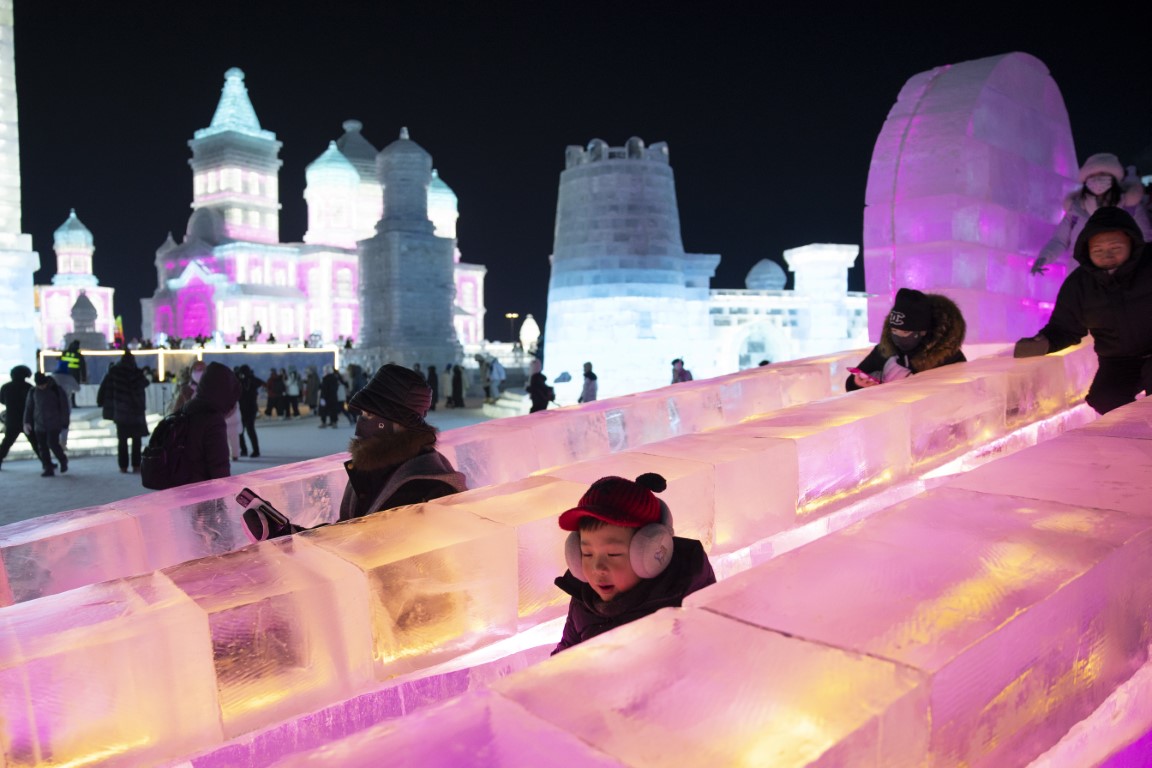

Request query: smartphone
[
  {"left": 236, "top": 487, "right": 290, "bottom": 541},
  {"left": 847, "top": 367, "right": 882, "bottom": 385}
]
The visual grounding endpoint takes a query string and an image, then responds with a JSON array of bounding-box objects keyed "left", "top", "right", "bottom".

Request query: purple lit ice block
[
  {"left": 0, "top": 573, "right": 222, "bottom": 768},
  {"left": 301, "top": 503, "right": 519, "bottom": 680},
  {"left": 687, "top": 486, "right": 1152, "bottom": 766},
  {"left": 272, "top": 688, "right": 625, "bottom": 768},
  {"left": 162, "top": 536, "right": 375, "bottom": 738},
  {"left": 1076, "top": 395, "right": 1152, "bottom": 440},
  {"left": 864, "top": 52, "right": 1076, "bottom": 342},
  {"left": 235, "top": 455, "right": 349, "bottom": 529},
  {"left": 491, "top": 609, "right": 929, "bottom": 766},
  {"left": 433, "top": 475, "right": 588, "bottom": 619}
]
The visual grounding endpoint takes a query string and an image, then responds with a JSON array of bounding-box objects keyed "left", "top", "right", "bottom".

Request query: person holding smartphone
[{"left": 846, "top": 287, "right": 967, "bottom": 391}]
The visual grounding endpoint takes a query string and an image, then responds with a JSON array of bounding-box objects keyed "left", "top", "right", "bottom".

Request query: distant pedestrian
[
  {"left": 25, "top": 373, "right": 70, "bottom": 477},
  {"left": 427, "top": 365, "right": 439, "bottom": 411},
  {"left": 284, "top": 367, "right": 301, "bottom": 418},
  {"left": 265, "top": 369, "right": 284, "bottom": 417},
  {"left": 527, "top": 359, "right": 555, "bottom": 413},
  {"left": 474, "top": 354, "right": 492, "bottom": 403},
  {"left": 318, "top": 365, "right": 346, "bottom": 428},
  {"left": 96, "top": 351, "right": 150, "bottom": 473},
  {"left": 0, "top": 365, "right": 39, "bottom": 469},
  {"left": 440, "top": 363, "right": 453, "bottom": 408},
  {"left": 450, "top": 365, "right": 465, "bottom": 408},
  {"left": 488, "top": 356, "right": 506, "bottom": 400},
  {"left": 236, "top": 365, "right": 264, "bottom": 458},
  {"left": 304, "top": 366, "right": 320, "bottom": 415},
  {"left": 670, "top": 358, "right": 693, "bottom": 384},
  {"left": 578, "top": 362, "right": 598, "bottom": 403},
  {"left": 53, "top": 340, "right": 87, "bottom": 406}
]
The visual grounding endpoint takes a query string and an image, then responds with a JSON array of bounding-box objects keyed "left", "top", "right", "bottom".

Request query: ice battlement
[{"left": 564, "top": 136, "right": 670, "bottom": 169}]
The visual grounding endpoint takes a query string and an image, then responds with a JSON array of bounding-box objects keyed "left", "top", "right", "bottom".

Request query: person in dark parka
[
  {"left": 552, "top": 473, "right": 716, "bottom": 655},
  {"left": 0, "top": 365, "right": 39, "bottom": 469},
  {"left": 180, "top": 361, "right": 239, "bottom": 484},
  {"left": 97, "top": 351, "right": 151, "bottom": 473},
  {"left": 24, "top": 373, "right": 70, "bottom": 477},
  {"left": 1015, "top": 206, "right": 1152, "bottom": 414},
  {"left": 846, "top": 287, "right": 967, "bottom": 391},
  {"left": 235, "top": 365, "right": 264, "bottom": 457}
]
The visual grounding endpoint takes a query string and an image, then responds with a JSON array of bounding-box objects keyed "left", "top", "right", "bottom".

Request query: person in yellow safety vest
[{"left": 52, "top": 340, "right": 87, "bottom": 406}]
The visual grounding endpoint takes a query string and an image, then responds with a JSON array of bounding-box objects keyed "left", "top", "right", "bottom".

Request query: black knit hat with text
[{"left": 889, "top": 288, "right": 932, "bottom": 333}]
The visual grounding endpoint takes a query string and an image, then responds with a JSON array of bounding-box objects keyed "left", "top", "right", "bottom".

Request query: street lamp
[{"left": 504, "top": 312, "right": 520, "bottom": 342}]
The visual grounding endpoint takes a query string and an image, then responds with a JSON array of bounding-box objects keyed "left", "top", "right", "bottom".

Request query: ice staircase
[
  {"left": 6, "top": 343, "right": 1150, "bottom": 768},
  {"left": 0, "top": 409, "right": 163, "bottom": 461}
]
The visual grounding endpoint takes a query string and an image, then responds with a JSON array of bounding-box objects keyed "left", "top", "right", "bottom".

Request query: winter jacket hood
[
  {"left": 1072, "top": 206, "right": 1147, "bottom": 275},
  {"left": 187, "top": 362, "right": 239, "bottom": 415},
  {"left": 875, "top": 292, "right": 966, "bottom": 372}
]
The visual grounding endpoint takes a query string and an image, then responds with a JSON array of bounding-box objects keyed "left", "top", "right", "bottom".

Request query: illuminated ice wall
[
  {"left": 35, "top": 210, "right": 115, "bottom": 349},
  {"left": 544, "top": 138, "right": 720, "bottom": 399},
  {"left": 864, "top": 51, "right": 1076, "bottom": 342},
  {"left": 0, "top": 0, "right": 40, "bottom": 375}
]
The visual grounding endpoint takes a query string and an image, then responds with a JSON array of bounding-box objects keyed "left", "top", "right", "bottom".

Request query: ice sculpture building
[
  {"left": 544, "top": 138, "right": 868, "bottom": 398},
  {"left": 0, "top": 0, "right": 41, "bottom": 376},
  {"left": 33, "top": 210, "right": 116, "bottom": 349},
  {"left": 142, "top": 69, "right": 486, "bottom": 349}
]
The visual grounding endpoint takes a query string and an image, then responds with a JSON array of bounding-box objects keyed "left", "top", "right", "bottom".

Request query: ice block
[
  {"left": 302, "top": 503, "right": 519, "bottom": 680},
  {"left": 0, "top": 505, "right": 147, "bottom": 606},
  {"left": 0, "top": 573, "right": 222, "bottom": 767},
  {"left": 433, "top": 475, "right": 589, "bottom": 619},
  {"left": 272, "top": 689, "right": 626, "bottom": 768},
  {"left": 162, "top": 536, "right": 375, "bottom": 738},
  {"left": 493, "top": 609, "right": 930, "bottom": 767},
  {"left": 234, "top": 456, "right": 349, "bottom": 529},
  {"left": 688, "top": 486, "right": 1152, "bottom": 766},
  {"left": 636, "top": 431, "right": 800, "bottom": 553},
  {"left": 438, "top": 418, "right": 542, "bottom": 488},
  {"left": 1076, "top": 396, "right": 1152, "bottom": 440},
  {"left": 537, "top": 451, "right": 716, "bottom": 550}
]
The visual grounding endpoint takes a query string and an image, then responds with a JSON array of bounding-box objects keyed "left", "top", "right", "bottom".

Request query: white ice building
[
  {"left": 544, "top": 138, "right": 868, "bottom": 399},
  {"left": 142, "top": 69, "right": 486, "bottom": 349},
  {"left": 34, "top": 210, "right": 116, "bottom": 349}
]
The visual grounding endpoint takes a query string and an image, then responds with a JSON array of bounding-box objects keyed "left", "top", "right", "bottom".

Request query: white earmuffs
[{"left": 565, "top": 500, "right": 675, "bottom": 581}]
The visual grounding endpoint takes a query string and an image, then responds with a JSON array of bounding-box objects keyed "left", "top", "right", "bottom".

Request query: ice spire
[
  {"left": 400, "top": 126, "right": 410, "bottom": 140},
  {"left": 194, "top": 67, "right": 275, "bottom": 140}
]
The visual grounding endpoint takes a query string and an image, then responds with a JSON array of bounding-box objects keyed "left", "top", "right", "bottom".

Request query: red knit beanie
[{"left": 558, "top": 474, "right": 667, "bottom": 530}]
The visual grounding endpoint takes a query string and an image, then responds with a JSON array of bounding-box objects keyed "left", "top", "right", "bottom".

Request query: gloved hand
[
  {"left": 1030, "top": 256, "right": 1049, "bottom": 276},
  {"left": 1013, "top": 335, "right": 1050, "bottom": 358},
  {"left": 882, "top": 356, "right": 912, "bottom": 382}
]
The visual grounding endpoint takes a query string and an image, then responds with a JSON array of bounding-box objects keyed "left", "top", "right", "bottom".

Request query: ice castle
[
  {"left": 141, "top": 68, "right": 486, "bottom": 349},
  {"left": 33, "top": 209, "right": 116, "bottom": 349}
]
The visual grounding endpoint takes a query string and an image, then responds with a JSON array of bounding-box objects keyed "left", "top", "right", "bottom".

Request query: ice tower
[
  {"left": 545, "top": 138, "right": 719, "bottom": 397},
  {"left": 35, "top": 210, "right": 115, "bottom": 348},
  {"left": 864, "top": 52, "right": 1076, "bottom": 342},
  {"left": 0, "top": 0, "right": 40, "bottom": 375},
  {"left": 356, "top": 128, "right": 461, "bottom": 366}
]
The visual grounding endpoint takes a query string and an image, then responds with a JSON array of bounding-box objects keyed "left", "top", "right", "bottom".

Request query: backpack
[{"left": 140, "top": 411, "right": 191, "bottom": 490}]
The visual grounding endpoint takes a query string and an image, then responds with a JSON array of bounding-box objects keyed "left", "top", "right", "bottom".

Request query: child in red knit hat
[{"left": 551, "top": 472, "right": 716, "bottom": 654}]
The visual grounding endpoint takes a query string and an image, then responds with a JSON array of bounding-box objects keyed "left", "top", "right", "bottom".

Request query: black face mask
[
  {"left": 892, "top": 334, "right": 923, "bottom": 353},
  {"left": 354, "top": 413, "right": 393, "bottom": 441}
]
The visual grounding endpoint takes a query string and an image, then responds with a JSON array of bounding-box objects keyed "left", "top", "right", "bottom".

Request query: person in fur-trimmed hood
[
  {"left": 1032, "top": 153, "right": 1152, "bottom": 275},
  {"left": 846, "top": 288, "right": 967, "bottom": 391}
]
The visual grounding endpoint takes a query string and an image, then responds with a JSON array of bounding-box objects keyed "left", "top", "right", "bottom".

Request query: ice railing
[{"left": 0, "top": 343, "right": 1108, "bottom": 768}]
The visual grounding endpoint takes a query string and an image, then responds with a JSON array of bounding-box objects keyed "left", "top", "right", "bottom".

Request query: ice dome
[
  {"left": 306, "top": 141, "right": 359, "bottom": 185},
  {"left": 378, "top": 126, "right": 430, "bottom": 160},
  {"left": 53, "top": 209, "right": 93, "bottom": 250},
  {"left": 745, "top": 258, "right": 787, "bottom": 290},
  {"left": 428, "top": 169, "right": 458, "bottom": 238}
]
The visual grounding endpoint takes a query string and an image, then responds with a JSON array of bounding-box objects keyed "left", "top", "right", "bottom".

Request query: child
[{"left": 552, "top": 473, "right": 716, "bottom": 654}]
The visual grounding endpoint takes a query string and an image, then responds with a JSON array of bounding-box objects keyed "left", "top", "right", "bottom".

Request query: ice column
[
  {"left": 544, "top": 137, "right": 720, "bottom": 399},
  {"left": 864, "top": 52, "right": 1077, "bottom": 342},
  {"left": 0, "top": 0, "right": 41, "bottom": 377},
  {"left": 783, "top": 243, "right": 859, "bottom": 357}
]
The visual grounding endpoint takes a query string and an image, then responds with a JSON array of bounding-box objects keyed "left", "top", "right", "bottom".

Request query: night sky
[{"left": 13, "top": 3, "right": 1152, "bottom": 341}]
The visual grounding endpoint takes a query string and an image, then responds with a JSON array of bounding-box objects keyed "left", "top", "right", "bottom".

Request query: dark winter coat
[
  {"left": 527, "top": 372, "right": 552, "bottom": 412},
  {"left": 319, "top": 371, "right": 346, "bottom": 405},
  {"left": 181, "top": 362, "right": 239, "bottom": 483},
  {"left": 97, "top": 358, "right": 150, "bottom": 437},
  {"left": 846, "top": 292, "right": 967, "bottom": 391},
  {"left": 338, "top": 448, "right": 467, "bottom": 522},
  {"left": 237, "top": 369, "right": 264, "bottom": 417},
  {"left": 552, "top": 537, "right": 716, "bottom": 654},
  {"left": 1, "top": 378, "right": 32, "bottom": 430},
  {"left": 1037, "top": 208, "right": 1152, "bottom": 359},
  {"left": 24, "top": 380, "right": 71, "bottom": 433}
]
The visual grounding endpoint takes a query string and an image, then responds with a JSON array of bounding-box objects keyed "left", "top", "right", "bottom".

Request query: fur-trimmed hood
[
  {"left": 1063, "top": 176, "right": 1146, "bottom": 218},
  {"left": 877, "top": 292, "right": 966, "bottom": 372}
]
